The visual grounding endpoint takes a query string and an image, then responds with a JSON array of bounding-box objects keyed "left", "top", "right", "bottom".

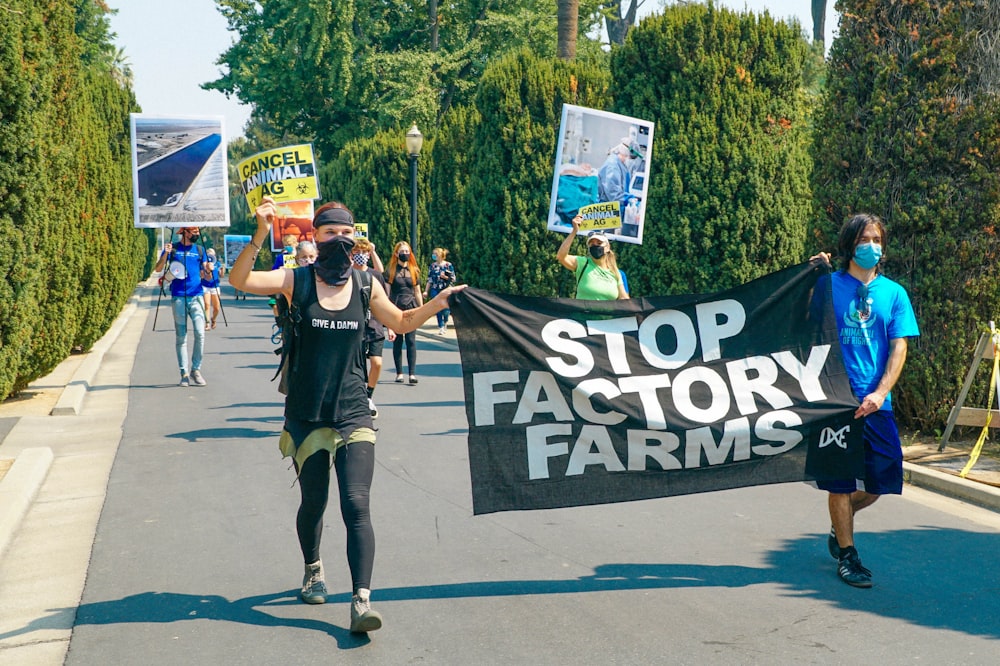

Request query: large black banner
[{"left": 451, "top": 262, "right": 864, "bottom": 515}]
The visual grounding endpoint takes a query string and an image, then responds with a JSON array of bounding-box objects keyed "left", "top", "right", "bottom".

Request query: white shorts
[{"left": 203, "top": 287, "right": 221, "bottom": 296}]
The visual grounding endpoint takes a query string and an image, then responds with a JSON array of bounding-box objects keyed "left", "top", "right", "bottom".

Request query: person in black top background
[{"left": 385, "top": 241, "right": 423, "bottom": 384}]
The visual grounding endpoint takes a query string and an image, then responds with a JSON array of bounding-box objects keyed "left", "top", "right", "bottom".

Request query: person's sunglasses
[{"left": 856, "top": 284, "right": 871, "bottom": 319}]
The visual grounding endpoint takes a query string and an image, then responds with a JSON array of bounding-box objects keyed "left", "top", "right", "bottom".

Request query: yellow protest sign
[
  {"left": 238, "top": 144, "right": 320, "bottom": 210},
  {"left": 576, "top": 201, "right": 621, "bottom": 231}
]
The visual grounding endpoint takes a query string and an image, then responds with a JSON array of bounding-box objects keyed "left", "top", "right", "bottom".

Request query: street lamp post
[{"left": 405, "top": 124, "right": 423, "bottom": 256}]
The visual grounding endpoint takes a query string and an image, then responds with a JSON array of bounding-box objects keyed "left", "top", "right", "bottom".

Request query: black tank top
[{"left": 284, "top": 275, "right": 371, "bottom": 424}]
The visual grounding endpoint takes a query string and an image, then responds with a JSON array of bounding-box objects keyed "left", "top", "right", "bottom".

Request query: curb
[
  {"left": 0, "top": 447, "right": 53, "bottom": 558},
  {"left": 51, "top": 292, "right": 141, "bottom": 416},
  {"left": 903, "top": 461, "right": 1000, "bottom": 513},
  {"left": 415, "top": 327, "right": 458, "bottom": 348}
]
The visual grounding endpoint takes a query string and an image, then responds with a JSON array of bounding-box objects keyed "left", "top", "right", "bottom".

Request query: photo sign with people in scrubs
[{"left": 547, "top": 104, "right": 654, "bottom": 245}]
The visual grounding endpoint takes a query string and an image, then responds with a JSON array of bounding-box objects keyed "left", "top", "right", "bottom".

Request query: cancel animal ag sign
[{"left": 451, "top": 262, "right": 863, "bottom": 514}]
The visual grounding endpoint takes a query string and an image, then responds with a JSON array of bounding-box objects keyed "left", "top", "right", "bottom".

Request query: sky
[{"left": 110, "top": 1, "right": 839, "bottom": 141}]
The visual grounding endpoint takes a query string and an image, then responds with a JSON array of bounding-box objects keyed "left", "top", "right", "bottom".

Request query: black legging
[
  {"left": 294, "top": 442, "right": 375, "bottom": 592},
  {"left": 392, "top": 330, "right": 417, "bottom": 375}
]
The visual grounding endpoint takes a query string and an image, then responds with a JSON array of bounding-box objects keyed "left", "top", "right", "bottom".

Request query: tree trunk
[
  {"left": 557, "top": 0, "right": 579, "bottom": 60},
  {"left": 812, "top": 0, "right": 826, "bottom": 45},
  {"left": 430, "top": 0, "right": 439, "bottom": 51},
  {"left": 604, "top": 0, "right": 638, "bottom": 47}
]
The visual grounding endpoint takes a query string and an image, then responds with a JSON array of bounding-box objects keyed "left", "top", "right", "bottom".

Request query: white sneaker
[
  {"left": 300, "top": 560, "right": 328, "bottom": 604},
  {"left": 438, "top": 327, "right": 446, "bottom": 335},
  {"left": 350, "top": 588, "right": 382, "bottom": 633},
  {"left": 368, "top": 397, "right": 379, "bottom": 419}
]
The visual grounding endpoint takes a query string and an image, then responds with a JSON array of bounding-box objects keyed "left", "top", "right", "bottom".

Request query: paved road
[{"left": 8, "top": 287, "right": 1000, "bottom": 664}]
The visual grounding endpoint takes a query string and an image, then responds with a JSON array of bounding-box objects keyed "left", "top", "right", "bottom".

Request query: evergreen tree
[
  {"left": 812, "top": 0, "right": 1000, "bottom": 430},
  {"left": 457, "top": 49, "right": 611, "bottom": 296},
  {"left": 611, "top": 4, "right": 813, "bottom": 296},
  {"left": 324, "top": 130, "right": 432, "bottom": 265}
]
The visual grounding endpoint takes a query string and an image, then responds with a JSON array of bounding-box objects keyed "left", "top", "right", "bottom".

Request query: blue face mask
[
  {"left": 853, "top": 242, "right": 882, "bottom": 270},
  {"left": 431, "top": 253, "right": 438, "bottom": 262}
]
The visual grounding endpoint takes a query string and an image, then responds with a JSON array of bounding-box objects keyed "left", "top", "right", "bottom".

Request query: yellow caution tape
[{"left": 960, "top": 324, "right": 1000, "bottom": 478}]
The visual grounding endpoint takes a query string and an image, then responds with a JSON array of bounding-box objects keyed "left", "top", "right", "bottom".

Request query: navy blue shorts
[{"left": 816, "top": 410, "right": 903, "bottom": 495}]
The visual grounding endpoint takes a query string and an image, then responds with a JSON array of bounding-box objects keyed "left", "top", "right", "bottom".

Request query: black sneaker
[
  {"left": 827, "top": 526, "right": 839, "bottom": 560},
  {"left": 837, "top": 548, "right": 873, "bottom": 588}
]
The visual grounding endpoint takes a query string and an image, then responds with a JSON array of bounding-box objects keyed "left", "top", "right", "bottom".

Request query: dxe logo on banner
[{"left": 818, "top": 425, "right": 851, "bottom": 450}]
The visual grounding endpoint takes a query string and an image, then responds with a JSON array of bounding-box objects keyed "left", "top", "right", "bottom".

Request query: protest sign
[
  {"left": 237, "top": 144, "right": 320, "bottom": 211},
  {"left": 223, "top": 235, "right": 251, "bottom": 269},
  {"left": 548, "top": 105, "right": 653, "bottom": 245},
  {"left": 130, "top": 114, "right": 230, "bottom": 228},
  {"left": 268, "top": 200, "right": 316, "bottom": 251},
  {"left": 451, "top": 263, "right": 863, "bottom": 514}
]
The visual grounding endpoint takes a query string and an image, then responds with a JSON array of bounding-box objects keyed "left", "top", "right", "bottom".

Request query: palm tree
[
  {"left": 110, "top": 46, "right": 133, "bottom": 88},
  {"left": 558, "top": 0, "right": 579, "bottom": 59}
]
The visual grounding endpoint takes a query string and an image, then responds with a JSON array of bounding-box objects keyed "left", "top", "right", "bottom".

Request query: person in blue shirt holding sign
[
  {"left": 154, "top": 227, "right": 211, "bottom": 387},
  {"left": 811, "top": 213, "right": 919, "bottom": 589}
]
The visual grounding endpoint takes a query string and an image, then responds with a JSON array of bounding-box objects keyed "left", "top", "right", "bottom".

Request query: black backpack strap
[
  {"left": 354, "top": 268, "right": 372, "bottom": 323},
  {"left": 271, "top": 266, "right": 314, "bottom": 382},
  {"left": 575, "top": 256, "right": 592, "bottom": 297}
]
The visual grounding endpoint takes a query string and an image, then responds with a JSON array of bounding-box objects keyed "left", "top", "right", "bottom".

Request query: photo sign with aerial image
[
  {"left": 130, "top": 115, "right": 230, "bottom": 228},
  {"left": 547, "top": 105, "right": 654, "bottom": 245}
]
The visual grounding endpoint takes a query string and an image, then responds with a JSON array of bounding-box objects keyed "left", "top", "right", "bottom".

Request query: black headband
[{"left": 313, "top": 207, "right": 354, "bottom": 228}]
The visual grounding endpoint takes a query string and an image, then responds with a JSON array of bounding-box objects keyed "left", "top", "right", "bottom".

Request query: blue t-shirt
[
  {"left": 201, "top": 263, "right": 220, "bottom": 289},
  {"left": 820, "top": 271, "right": 919, "bottom": 411},
  {"left": 169, "top": 244, "right": 206, "bottom": 298}
]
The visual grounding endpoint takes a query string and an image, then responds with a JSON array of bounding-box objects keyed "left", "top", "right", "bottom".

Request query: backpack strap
[
  {"left": 271, "top": 266, "right": 314, "bottom": 382},
  {"left": 354, "top": 267, "right": 372, "bottom": 324},
  {"left": 574, "top": 256, "right": 592, "bottom": 298}
]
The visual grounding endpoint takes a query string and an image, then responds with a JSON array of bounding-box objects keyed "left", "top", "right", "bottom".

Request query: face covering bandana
[
  {"left": 853, "top": 242, "right": 882, "bottom": 270},
  {"left": 314, "top": 235, "right": 356, "bottom": 286},
  {"left": 352, "top": 251, "right": 370, "bottom": 268},
  {"left": 589, "top": 244, "right": 607, "bottom": 259}
]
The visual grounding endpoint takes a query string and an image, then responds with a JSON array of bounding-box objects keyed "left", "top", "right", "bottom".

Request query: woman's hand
[{"left": 254, "top": 196, "right": 276, "bottom": 234}]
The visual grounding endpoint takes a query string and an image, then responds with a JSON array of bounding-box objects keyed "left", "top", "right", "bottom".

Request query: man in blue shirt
[
  {"left": 812, "top": 213, "right": 920, "bottom": 588},
  {"left": 154, "top": 227, "right": 211, "bottom": 386}
]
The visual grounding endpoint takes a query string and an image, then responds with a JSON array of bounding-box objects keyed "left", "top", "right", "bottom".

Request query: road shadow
[
  {"left": 4, "top": 527, "right": 995, "bottom": 649},
  {"left": 166, "top": 426, "right": 279, "bottom": 442},
  {"left": 0, "top": 590, "right": 370, "bottom": 649}
]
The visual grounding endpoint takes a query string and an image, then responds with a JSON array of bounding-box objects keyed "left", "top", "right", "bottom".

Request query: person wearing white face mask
[{"left": 810, "top": 213, "right": 919, "bottom": 589}]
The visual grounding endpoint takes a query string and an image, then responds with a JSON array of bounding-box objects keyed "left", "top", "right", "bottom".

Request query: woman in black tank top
[
  {"left": 229, "top": 197, "right": 465, "bottom": 635},
  {"left": 386, "top": 241, "right": 423, "bottom": 384}
]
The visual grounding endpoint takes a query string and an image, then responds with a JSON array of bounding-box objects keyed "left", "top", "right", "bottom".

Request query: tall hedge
[
  {"left": 324, "top": 130, "right": 433, "bottom": 266},
  {"left": 610, "top": 4, "right": 814, "bottom": 296},
  {"left": 429, "top": 104, "right": 481, "bottom": 271},
  {"left": 811, "top": 0, "right": 1000, "bottom": 431},
  {"left": 454, "top": 50, "right": 612, "bottom": 296},
  {"left": 0, "top": 1, "right": 145, "bottom": 400}
]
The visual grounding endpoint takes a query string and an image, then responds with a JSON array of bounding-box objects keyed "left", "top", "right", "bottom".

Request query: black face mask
[
  {"left": 314, "top": 235, "right": 356, "bottom": 286},
  {"left": 398, "top": 252, "right": 410, "bottom": 263},
  {"left": 589, "top": 244, "right": 607, "bottom": 259}
]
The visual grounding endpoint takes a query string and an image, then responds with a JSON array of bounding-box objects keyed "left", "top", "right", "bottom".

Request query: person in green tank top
[{"left": 556, "top": 214, "right": 629, "bottom": 300}]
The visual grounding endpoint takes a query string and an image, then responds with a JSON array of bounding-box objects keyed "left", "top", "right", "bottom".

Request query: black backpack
[{"left": 272, "top": 266, "right": 373, "bottom": 394}]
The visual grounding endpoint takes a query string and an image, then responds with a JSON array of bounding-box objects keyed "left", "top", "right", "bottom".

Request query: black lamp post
[{"left": 405, "top": 124, "right": 423, "bottom": 255}]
